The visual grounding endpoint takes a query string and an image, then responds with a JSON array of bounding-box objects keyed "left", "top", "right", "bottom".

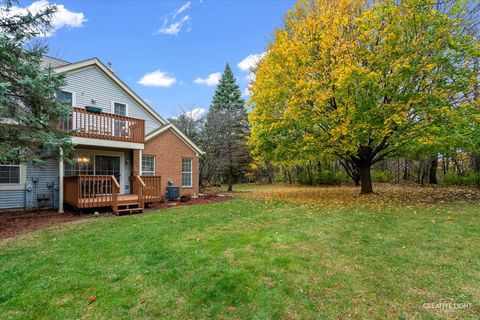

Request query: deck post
[
  {"left": 58, "top": 148, "right": 64, "bottom": 213},
  {"left": 138, "top": 149, "right": 142, "bottom": 175}
]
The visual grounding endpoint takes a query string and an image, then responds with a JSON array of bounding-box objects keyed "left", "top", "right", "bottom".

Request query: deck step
[
  {"left": 118, "top": 202, "right": 141, "bottom": 207},
  {"left": 117, "top": 208, "right": 143, "bottom": 213},
  {"left": 114, "top": 201, "right": 144, "bottom": 215}
]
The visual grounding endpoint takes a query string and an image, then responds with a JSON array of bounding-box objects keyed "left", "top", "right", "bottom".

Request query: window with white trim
[
  {"left": 113, "top": 102, "right": 127, "bottom": 116},
  {"left": 57, "top": 90, "right": 74, "bottom": 106},
  {"left": 0, "top": 165, "right": 20, "bottom": 184},
  {"left": 182, "top": 158, "right": 192, "bottom": 187},
  {"left": 142, "top": 155, "right": 155, "bottom": 176}
]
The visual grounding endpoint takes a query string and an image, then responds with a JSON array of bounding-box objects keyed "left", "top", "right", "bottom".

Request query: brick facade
[{"left": 133, "top": 129, "right": 200, "bottom": 197}]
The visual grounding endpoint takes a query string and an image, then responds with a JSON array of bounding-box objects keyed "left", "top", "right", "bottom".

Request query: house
[{"left": 0, "top": 56, "right": 203, "bottom": 214}]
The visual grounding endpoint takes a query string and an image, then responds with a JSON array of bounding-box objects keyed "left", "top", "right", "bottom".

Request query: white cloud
[
  {"left": 1, "top": 0, "right": 86, "bottom": 37},
  {"left": 157, "top": 15, "right": 189, "bottom": 35},
  {"left": 193, "top": 72, "right": 221, "bottom": 86},
  {"left": 155, "top": 2, "right": 191, "bottom": 36},
  {"left": 138, "top": 70, "right": 176, "bottom": 87},
  {"left": 173, "top": 1, "right": 191, "bottom": 19},
  {"left": 237, "top": 53, "right": 266, "bottom": 72}
]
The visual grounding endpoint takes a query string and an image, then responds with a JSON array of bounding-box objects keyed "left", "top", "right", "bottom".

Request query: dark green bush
[
  {"left": 443, "top": 172, "right": 479, "bottom": 186},
  {"left": 371, "top": 170, "right": 393, "bottom": 183}
]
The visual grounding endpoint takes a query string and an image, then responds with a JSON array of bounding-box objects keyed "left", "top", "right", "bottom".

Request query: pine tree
[
  {"left": 0, "top": 0, "right": 73, "bottom": 164},
  {"left": 205, "top": 64, "right": 250, "bottom": 191}
]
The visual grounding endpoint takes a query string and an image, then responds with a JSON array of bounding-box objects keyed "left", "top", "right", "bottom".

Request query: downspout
[{"left": 58, "top": 148, "right": 64, "bottom": 213}]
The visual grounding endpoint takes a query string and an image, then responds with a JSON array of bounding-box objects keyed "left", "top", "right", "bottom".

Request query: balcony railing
[{"left": 61, "top": 107, "right": 145, "bottom": 143}]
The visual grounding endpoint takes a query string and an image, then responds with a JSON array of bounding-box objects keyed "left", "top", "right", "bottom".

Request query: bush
[
  {"left": 443, "top": 172, "right": 479, "bottom": 186},
  {"left": 371, "top": 171, "right": 393, "bottom": 183},
  {"left": 180, "top": 195, "right": 191, "bottom": 203}
]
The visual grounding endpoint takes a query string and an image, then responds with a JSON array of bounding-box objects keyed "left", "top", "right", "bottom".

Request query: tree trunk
[
  {"left": 429, "top": 156, "right": 438, "bottom": 184},
  {"left": 307, "top": 162, "right": 313, "bottom": 185},
  {"left": 265, "top": 160, "right": 273, "bottom": 184},
  {"left": 287, "top": 169, "right": 292, "bottom": 185},
  {"left": 442, "top": 154, "right": 447, "bottom": 175},
  {"left": 227, "top": 165, "right": 233, "bottom": 192},
  {"left": 358, "top": 162, "right": 373, "bottom": 194},
  {"left": 403, "top": 159, "right": 409, "bottom": 181}
]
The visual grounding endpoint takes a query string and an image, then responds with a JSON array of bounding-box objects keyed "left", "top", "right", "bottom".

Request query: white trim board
[{"left": 71, "top": 136, "right": 144, "bottom": 150}]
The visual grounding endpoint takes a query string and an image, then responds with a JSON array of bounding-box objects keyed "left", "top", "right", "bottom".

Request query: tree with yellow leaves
[{"left": 249, "top": 0, "right": 480, "bottom": 193}]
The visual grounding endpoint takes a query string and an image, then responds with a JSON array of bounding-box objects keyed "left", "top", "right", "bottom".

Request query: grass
[{"left": 1, "top": 185, "right": 480, "bottom": 319}]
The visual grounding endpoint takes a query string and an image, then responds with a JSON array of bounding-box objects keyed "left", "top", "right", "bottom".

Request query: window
[
  {"left": 65, "top": 153, "right": 95, "bottom": 176},
  {"left": 182, "top": 158, "right": 192, "bottom": 187},
  {"left": 57, "top": 90, "right": 74, "bottom": 106},
  {"left": 113, "top": 102, "right": 127, "bottom": 116},
  {"left": 142, "top": 155, "right": 155, "bottom": 176},
  {"left": 0, "top": 165, "right": 20, "bottom": 184}
]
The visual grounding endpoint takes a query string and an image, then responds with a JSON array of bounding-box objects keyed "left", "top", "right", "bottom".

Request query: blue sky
[{"left": 17, "top": 0, "right": 296, "bottom": 118}]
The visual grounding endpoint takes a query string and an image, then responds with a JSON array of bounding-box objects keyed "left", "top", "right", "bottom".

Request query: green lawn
[{"left": 1, "top": 187, "right": 479, "bottom": 319}]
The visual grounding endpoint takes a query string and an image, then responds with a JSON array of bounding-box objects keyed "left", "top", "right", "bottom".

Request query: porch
[{"left": 64, "top": 175, "right": 162, "bottom": 215}]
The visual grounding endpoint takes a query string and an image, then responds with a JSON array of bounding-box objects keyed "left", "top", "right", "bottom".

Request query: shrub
[
  {"left": 298, "top": 170, "right": 348, "bottom": 185},
  {"left": 202, "top": 192, "right": 218, "bottom": 199},
  {"left": 371, "top": 171, "right": 393, "bottom": 183},
  {"left": 443, "top": 172, "right": 479, "bottom": 186},
  {"left": 180, "top": 195, "right": 191, "bottom": 203}
]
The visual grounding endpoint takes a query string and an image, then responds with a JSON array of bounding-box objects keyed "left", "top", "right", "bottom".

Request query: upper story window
[
  {"left": 113, "top": 102, "right": 127, "bottom": 116},
  {"left": 182, "top": 158, "right": 192, "bottom": 188},
  {"left": 57, "top": 90, "right": 74, "bottom": 106},
  {"left": 142, "top": 155, "right": 155, "bottom": 176},
  {"left": 0, "top": 165, "right": 20, "bottom": 184}
]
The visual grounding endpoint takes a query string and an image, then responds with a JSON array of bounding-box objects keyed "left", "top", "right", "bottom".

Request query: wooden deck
[
  {"left": 64, "top": 175, "right": 162, "bottom": 215},
  {"left": 76, "top": 194, "right": 160, "bottom": 207}
]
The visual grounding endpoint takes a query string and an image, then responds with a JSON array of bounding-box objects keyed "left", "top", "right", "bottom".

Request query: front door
[{"left": 95, "top": 155, "right": 121, "bottom": 184}]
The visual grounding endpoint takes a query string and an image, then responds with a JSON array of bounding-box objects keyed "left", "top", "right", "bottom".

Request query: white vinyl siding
[
  {"left": 61, "top": 67, "right": 162, "bottom": 134},
  {"left": 182, "top": 158, "right": 192, "bottom": 187},
  {"left": 142, "top": 155, "right": 155, "bottom": 176}
]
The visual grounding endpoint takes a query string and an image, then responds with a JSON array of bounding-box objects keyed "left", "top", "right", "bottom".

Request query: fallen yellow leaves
[{"left": 243, "top": 183, "right": 480, "bottom": 210}]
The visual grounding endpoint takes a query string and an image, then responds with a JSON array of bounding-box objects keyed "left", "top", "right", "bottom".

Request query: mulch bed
[
  {"left": 0, "top": 210, "right": 90, "bottom": 240},
  {"left": 146, "top": 194, "right": 232, "bottom": 211},
  {"left": 0, "top": 194, "right": 232, "bottom": 240}
]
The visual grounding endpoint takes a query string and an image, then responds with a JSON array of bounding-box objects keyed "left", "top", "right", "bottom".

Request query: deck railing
[
  {"left": 61, "top": 107, "right": 145, "bottom": 143},
  {"left": 64, "top": 175, "right": 120, "bottom": 212},
  {"left": 141, "top": 176, "right": 163, "bottom": 203},
  {"left": 132, "top": 175, "right": 146, "bottom": 209},
  {"left": 132, "top": 175, "right": 163, "bottom": 204}
]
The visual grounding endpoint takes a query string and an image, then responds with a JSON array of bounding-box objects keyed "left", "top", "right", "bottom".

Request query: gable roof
[
  {"left": 54, "top": 58, "right": 167, "bottom": 125},
  {"left": 146, "top": 123, "right": 204, "bottom": 155},
  {"left": 41, "top": 56, "right": 70, "bottom": 68}
]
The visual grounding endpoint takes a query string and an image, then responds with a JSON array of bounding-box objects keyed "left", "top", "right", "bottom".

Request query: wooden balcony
[
  {"left": 61, "top": 107, "right": 145, "bottom": 143},
  {"left": 64, "top": 175, "right": 162, "bottom": 215}
]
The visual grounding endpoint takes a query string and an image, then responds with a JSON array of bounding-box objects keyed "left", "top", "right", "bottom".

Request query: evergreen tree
[
  {"left": 0, "top": 0, "right": 73, "bottom": 164},
  {"left": 205, "top": 63, "right": 250, "bottom": 191}
]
